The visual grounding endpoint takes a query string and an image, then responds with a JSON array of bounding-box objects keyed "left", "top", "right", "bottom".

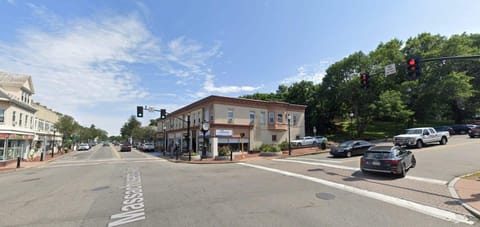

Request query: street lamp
[
  {"left": 349, "top": 112, "right": 354, "bottom": 139},
  {"left": 287, "top": 114, "right": 292, "bottom": 156},
  {"left": 200, "top": 121, "right": 209, "bottom": 160}
]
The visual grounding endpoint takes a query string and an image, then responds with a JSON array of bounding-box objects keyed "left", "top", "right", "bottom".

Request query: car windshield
[
  {"left": 405, "top": 129, "right": 423, "bottom": 134},
  {"left": 339, "top": 141, "right": 354, "bottom": 147}
]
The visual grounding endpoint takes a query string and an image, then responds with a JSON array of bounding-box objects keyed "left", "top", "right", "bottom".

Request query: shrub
[
  {"left": 183, "top": 152, "right": 198, "bottom": 156},
  {"left": 218, "top": 146, "right": 231, "bottom": 156},
  {"left": 259, "top": 144, "right": 280, "bottom": 152},
  {"left": 279, "top": 141, "right": 289, "bottom": 150}
]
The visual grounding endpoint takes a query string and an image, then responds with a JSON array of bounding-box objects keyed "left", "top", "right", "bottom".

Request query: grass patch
[{"left": 464, "top": 172, "right": 480, "bottom": 180}]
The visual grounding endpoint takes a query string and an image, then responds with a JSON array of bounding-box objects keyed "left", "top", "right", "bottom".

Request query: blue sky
[{"left": 1, "top": 0, "right": 479, "bottom": 135}]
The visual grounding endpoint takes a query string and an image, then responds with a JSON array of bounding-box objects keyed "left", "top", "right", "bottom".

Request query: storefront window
[{"left": 0, "top": 140, "right": 4, "bottom": 160}]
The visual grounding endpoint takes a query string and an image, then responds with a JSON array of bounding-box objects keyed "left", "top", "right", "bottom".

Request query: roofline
[{"left": 168, "top": 95, "right": 307, "bottom": 116}]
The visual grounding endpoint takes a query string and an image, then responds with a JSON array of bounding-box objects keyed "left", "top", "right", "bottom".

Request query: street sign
[{"left": 385, "top": 64, "right": 396, "bottom": 76}]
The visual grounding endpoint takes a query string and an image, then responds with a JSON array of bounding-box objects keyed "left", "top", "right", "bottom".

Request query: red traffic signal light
[
  {"left": 407, "top": 57, "right": 421, "bottom": 80},
  {"left": 360, "top": 73, "right": 369, "bottom": 89}
]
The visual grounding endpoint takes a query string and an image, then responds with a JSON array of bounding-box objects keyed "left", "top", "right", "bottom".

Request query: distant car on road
[
  {"left": 142, "top": 143, "right": 155, "bottom": 152},
  {"left": 330, "top": 140, "right": 374, "bottom": 158},
  {"left": 102, "top": 142, "right": 109, "bottom": 147},
  {"left": 433, "top": 126, "right": 455, "bottom": 135},
  {"left": 78, "top": 143, "right": 90, "bottom": 151},
  {"left": 120, "top": 143, "right": 132, "bottom": 152},
  {"left": 360, "top": 146, "right": 416, "bottom": 177},
  {"left": 451, "top": 124, "right": 472, "bottom": 135},
  {"left": 468, "top": 125, "right": 480, "bottom": 138}
]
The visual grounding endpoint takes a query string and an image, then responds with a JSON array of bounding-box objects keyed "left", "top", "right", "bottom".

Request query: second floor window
[
  {"left": 260, "top": 112, "right": 266, "bottom": 125},
  {"left": 293, "top": 114, "right": 298, "bottom": 126},
  {"left": 19, "top": 113, "right": 23, "bottom": 126},
  {"left": 0, "top": 109, "right": 4, "bottom": 123},
  {"left": 12, "top": 111, "right": 16, "bottom": 125},
  {"left": 227, "top": 110, "right": 234, "bottom": 123},
  {"left": 25, "top": 115, "right": 28, "bottom": 128},
  {"left": 277, "top": 113, "right": 283, "bottom": 123},
  {"left": 269, "top": 112, "right": 274, "bottom": 124},
  {"left": 249, "top": 111, "right": 255, "bottom": 124}
]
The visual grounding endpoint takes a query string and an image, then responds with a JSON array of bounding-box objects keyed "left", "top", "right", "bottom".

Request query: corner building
[{"left": 160, "top": 95, "right": 306, "bottom": 157}]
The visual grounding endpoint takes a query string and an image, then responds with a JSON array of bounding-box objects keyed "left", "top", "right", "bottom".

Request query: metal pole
[
  {"left": 350, "top": 117, "right": 353, "bottom": 139},
  {"left": 51, "top": 130, "right": 55, "bottom": 158},
  {"left": 163, "top": 128, "right": 166, "bottom": 157},
  {"left": 202, "top": 131, "right": 207, "bottom": 159},
  {"left": 187, "top": 115, "right": 191, "bottom": 161},
  {"left": 288, "top": 118, "right": 291, "bottom": 156}
]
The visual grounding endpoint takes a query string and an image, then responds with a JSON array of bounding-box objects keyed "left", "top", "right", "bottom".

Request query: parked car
[
  {"left": 468, "top": 125, "right": 480, "bottom": 138},
  {"left": 360, "top": 146, "right": 416, "bottom": 177},
  {"left": 291, "top": 136, "right": 316, "bottom": 146},
  {"left": 78, "top": 143, "right": 90, "bottom": 151},
  {"left": 330, "top": 140, "right": 374, "bottom": 158},
  {"left": 314, "top": 136, "right": 328, "bottom": 144},
  {"left": 142, "top": 143, "right": 155, "bottom": 152},
  {"left": 120, "top": 143, "right": 132, "bottom": 152},
  {"left": 393, "top": 127, "right": 449, "bottom": 148},
  {"left": 433, "top": 126, "right": 455, "bottom": 135},
  {"left": 451, "top": 124, "right": 472, "bottom": 135}
]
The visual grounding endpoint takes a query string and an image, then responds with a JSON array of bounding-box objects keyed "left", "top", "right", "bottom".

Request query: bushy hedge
[
  {"left": 218, "top": 146, "right": 231, "bottom": 156},
  {"left": 279, "top": 141, "right": 289, "bottom": 150},
  {"left": 259, "top": 144, "right": 280, "bottom": 152}
]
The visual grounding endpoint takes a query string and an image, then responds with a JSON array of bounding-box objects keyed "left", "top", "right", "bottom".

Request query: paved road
[{"left": 0, "top": 140, "right": 478, "bottom": 226}]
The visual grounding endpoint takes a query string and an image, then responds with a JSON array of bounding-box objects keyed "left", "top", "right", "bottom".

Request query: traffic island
[{"left": 449, "top": 171, "right": 480, "bottom": 219}]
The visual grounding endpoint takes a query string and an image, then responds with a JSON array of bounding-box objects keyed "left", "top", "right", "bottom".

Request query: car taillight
[{"left": 386, "top": 160, "right": 399, "bottom": 165}]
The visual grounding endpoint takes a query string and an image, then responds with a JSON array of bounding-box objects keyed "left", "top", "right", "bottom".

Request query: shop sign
[{"left": 215, "top": 129, "right": 232, "bottom": 137}]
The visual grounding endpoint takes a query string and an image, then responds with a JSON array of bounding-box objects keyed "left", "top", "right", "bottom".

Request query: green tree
[{"left": 120, "top": 116, "right": 141, "bottom": 139}]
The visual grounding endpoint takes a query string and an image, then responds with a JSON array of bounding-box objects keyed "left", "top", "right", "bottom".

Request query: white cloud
[
  {"left": 203, "top": 74, "right": 261, "bottom": 93},
  {"left": 280, "top": 61, "right": 331, "bottom": 85},
  {"left": 7, "top": 0, "right": 15, "bottom": 5},
  {"left": 0, "top": 13, "right": 157, "bottom": 110}
]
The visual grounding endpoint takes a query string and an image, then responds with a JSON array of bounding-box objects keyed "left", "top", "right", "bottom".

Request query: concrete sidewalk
[
  {"left": 0, "top": 151, "right": 72, "bottom": 173},
  {"left": 453, "top": 172, "right": 480, "bottom": 219}
]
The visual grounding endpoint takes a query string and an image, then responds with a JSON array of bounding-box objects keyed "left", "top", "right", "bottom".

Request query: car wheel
[
  {"left": 470, "top": 135, "right": 475, "bottom": 138},
  {"left": 361, "top": 168, "right": 368, "bottom": 174},
  {"left": 411, "top": 156, "right": 416, "bottom": 168},
  {"left": 297, "top": 143, "right": 302, "bottom": 146},
  {"left": 399, "top": 164, "right": 406, "bottom": 178},
  {"left": 440, "top": 137, "right": 447, "bottom": 145},
  {"left": 416, "top": 140, "right": 423, "bottom": 149},
  {"left": 346, "top": 151, "right": 352, "bottom": 158}
]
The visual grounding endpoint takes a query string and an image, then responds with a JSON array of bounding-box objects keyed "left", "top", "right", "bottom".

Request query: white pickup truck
[
  {"left": 393, "top": 127, "right": 450, "bottom": 148},
  {"left": 291, "top": 136, "right": 316, "bottom": 146}
]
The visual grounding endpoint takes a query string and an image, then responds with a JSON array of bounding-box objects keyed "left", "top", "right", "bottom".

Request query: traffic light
[
  {"left": 160, "top": 109, "right": 166, "bottom": 119},
  {"left": 407, "top": 57, "right": 421, "bottom": 80},
  {"left": 136, "top": 106, "right": 143, "bottom": 118},
  {"left": 360, "top": 73, "right": 369, "bottom": 89}
]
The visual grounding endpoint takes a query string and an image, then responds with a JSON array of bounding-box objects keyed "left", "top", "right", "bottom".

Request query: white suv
[
  {"left": 291, "top": 136, "right": 316, "bottom": 146},
  {"left": 143, "top": 143, "right": 155, "bottom": 152}
]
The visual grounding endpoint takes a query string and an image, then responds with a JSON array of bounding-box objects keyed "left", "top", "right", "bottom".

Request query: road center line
[
  {"left": 274, "top": 159, "right": 448, "bottom": 185},
  {"left": 238, "top": 162, "right": 473, "bottom": 225}
]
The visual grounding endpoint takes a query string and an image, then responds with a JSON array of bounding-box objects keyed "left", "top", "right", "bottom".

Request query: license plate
[{"left": 372, "top": 161, "right": 380, "bottom": 166}]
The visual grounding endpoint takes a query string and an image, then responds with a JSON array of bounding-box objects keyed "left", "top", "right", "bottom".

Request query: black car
[
  {"left": 451, "top": 124, "right": 471, "bottom": 135},
  {"left": 433, "top": 126, "right": 455, "bottom": 135},
  {"left": 330, "top": 140, "right": 374, "bottom": 158},
  {"left": 120, "top": 143, "right": 132, "bottom": 152},
  {"left": 360, "top": 146, "right": 416, "bottom": 177},
  {"left": 468, "top": 125, "right": 480, "bottom": 138}
]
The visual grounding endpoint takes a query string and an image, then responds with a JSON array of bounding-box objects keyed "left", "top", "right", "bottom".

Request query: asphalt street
[{"left": 0, "top": 139, "right": 478, "bottom": 227}]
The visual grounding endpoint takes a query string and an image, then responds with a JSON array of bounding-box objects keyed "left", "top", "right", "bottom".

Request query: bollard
[
  {"left": 17, "top": 157, "right": 21, "bottom": 168},
  {"left": 40, "top": 152, "right": 44, "bottom": 161}
]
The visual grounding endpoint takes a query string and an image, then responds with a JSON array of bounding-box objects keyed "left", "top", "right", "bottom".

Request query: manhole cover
[{"left": 316, "top": 192, "right": 335, "bottom": 200}]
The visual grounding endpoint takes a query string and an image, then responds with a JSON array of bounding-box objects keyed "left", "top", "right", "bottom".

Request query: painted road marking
[
  {"left": 290, "top": 157, "right": 345, "bottom": 163},
  {"left": 108, "top": 167, "right": 146, "bottom": 227},
  {"left": 113, "top": 147, "right": 121, "bottom": 159},
  {"left": 274, "top": 159, "right": 448, "bottom": 185},
  {"left": 40, "top": 159, "right": 166, "bottom": 168},
  {"left": 238, "top": 163, "right": 473, "bottom": 225}
]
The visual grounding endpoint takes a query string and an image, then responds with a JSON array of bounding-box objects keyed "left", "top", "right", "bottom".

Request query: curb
[
  {"left": 0, "top": 151, "right": 74, "bottom": 174},
  {"left": 161, "top": 149, "right": 330, "bottom": 164},
  {"left": 448, "top": 176, "right": 480, "bottom": 219}
]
